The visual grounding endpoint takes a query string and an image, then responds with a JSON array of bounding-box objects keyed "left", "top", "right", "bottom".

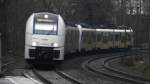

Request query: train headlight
[
  {"left": 32, "top": 42, "right": 37, "bottom": 46},
  {"left": 44, "top": 14, "right": 48, "bottom": 19},
  {"left": 52, "top": 42, "right": 58, "bottom": 47}
]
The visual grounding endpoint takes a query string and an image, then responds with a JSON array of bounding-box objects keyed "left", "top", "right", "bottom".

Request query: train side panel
[
  {"left": 81, "top": 28, "right": 96, "bottom": 51},
  {"left": 65, "top": 26, "right": 80, "bottom": 54}
]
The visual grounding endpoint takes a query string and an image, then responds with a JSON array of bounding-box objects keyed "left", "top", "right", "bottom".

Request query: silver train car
[{"left": 25, "top": 12, "right": 133, "bottom": 64}]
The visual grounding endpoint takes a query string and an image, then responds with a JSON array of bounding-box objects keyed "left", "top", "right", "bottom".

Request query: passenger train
[{"left": 25, "top": 12, "right": 133, "bottom": 64}]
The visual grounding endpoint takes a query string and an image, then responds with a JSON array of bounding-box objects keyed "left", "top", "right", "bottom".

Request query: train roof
[
  {"left": 34, "top": 12, "right": 58, "bottom": 16},
  {"left": 96, "top": 29, "right": 133, "bottom": 32},
  {"left": 81, "top": 28, "right": 95, "bottom": 31},
  {"left": 66, "top": 26, "right": 133, "bottom": 32},
  {"left": 33, "top": 12, "right": 59, "bottom": 21}
]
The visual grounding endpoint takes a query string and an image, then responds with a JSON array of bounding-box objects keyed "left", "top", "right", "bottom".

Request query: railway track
[
  {"left": 30, "top": 52, "right": 126, "bottom": 84},
  {"left": 22, "top": 50, "right": 149, "bottom": 84},
  {"left": 21, "top": 69, "right": 47, "bottom": 84},
  {"left": 23, "top": 72, "right": 44, "bottom": 84},
  {"left": 83, "top": 52, "right": 150, "bottom": 84},
  {"left": 55, "top": 69, "right": 82, "bottom": 84},
  {"left": 32, "top": 68, "right": 82, "bottom": 84}
]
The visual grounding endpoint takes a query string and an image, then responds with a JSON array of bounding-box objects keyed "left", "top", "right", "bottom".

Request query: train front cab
[{"left": 25, "top": 13, "right": 65, "bottom": 64}]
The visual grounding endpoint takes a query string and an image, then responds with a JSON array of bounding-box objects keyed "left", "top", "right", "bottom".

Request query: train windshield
[{"left": 34, "top": 19, "right": 58, "bottom": 35}]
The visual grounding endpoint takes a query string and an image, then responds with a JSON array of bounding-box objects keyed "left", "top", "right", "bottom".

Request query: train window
[
  {"left": 69, "top": 30, "right": 72, "bottom": 42},
  {"left": 125, "top": 33, "right": 128, "bottom": 41},
  {"left": 92, "top": 32, "right": 95, "bottom": 41},
  {"left": 121, "top": 34, "right": 127, "bottom": 42},
  {"left": 103, "top": 32, "right": 108, "bottom": 43},
  {"left": 97, "top": 33, "right": 99, "bottom": 41},
  {"left": 34, "top": 21, "right": 58, "bottom": 35},
  {"left": 76, "top": 31, "right": 79, "bottom": 42},
  {"left": 34, "top": 17, "right": 58, "bottom": 35},
  {"left": 117, "top": 33, "right": 121, "bottom": 41},
  {"left": 74, "top": 30, "right": 76, "bottom": 40},
  {"left": 100, "top": 33, "right": 102, "bottom": 41},
  {"left": 68, "top": 31, "right": 70, "bottom": 43},
  {"left": 85, "top": 31, "right": 88, "bottom": 42},
  {"left": 90, "top": 31, "right": 93, "bottom": 42},
  {"left": 87, "top": 32, "right": 89, "bottom": 43},
  {"left": 66, "top": 30, "right": 69, "bottom": 43},
  {"left": 108, "top": 32, "right": 110, "bottom": 41},
  {"left": 71, "top": 30, "right": 74, "bottom": 41},
  {"left": 81, "top": 32, "right": 84, "bottom": 41},
  {"left": 125, "top": 33, "right": 130, "bottom": 41},
  {"left": 89, "top": 32, "right": 92, "bottom": 44},
  {"left": 110, "top": 33, "right": 113, "bottom": 41},
  {"left": 72, "top": 30, "right": 74, "bottom": 39},
  {"left": 115, "top": 34, "right": 119, "bottom": 41},
  {"left": 84, "top": 32, "right": 86, "bottom": 42},
  {"left": 82, "top": 31, "right": 86, "bottom": 42},
  {"left": 88, "top": 32, "right": 91, "bottom": 43},
  {"left": 74, "top": 30, "right": 77, "bottom": 41},
  {"left": 101, "top": 32, "right": 103, "bottom": 41},
  {"left": 128, "top": 34, "right": 131, "bottom": 41}
]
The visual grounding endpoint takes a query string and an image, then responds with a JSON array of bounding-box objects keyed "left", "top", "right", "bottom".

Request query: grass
[{"left": 127, "top": 55, "right": 150, "bottom": 76}]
